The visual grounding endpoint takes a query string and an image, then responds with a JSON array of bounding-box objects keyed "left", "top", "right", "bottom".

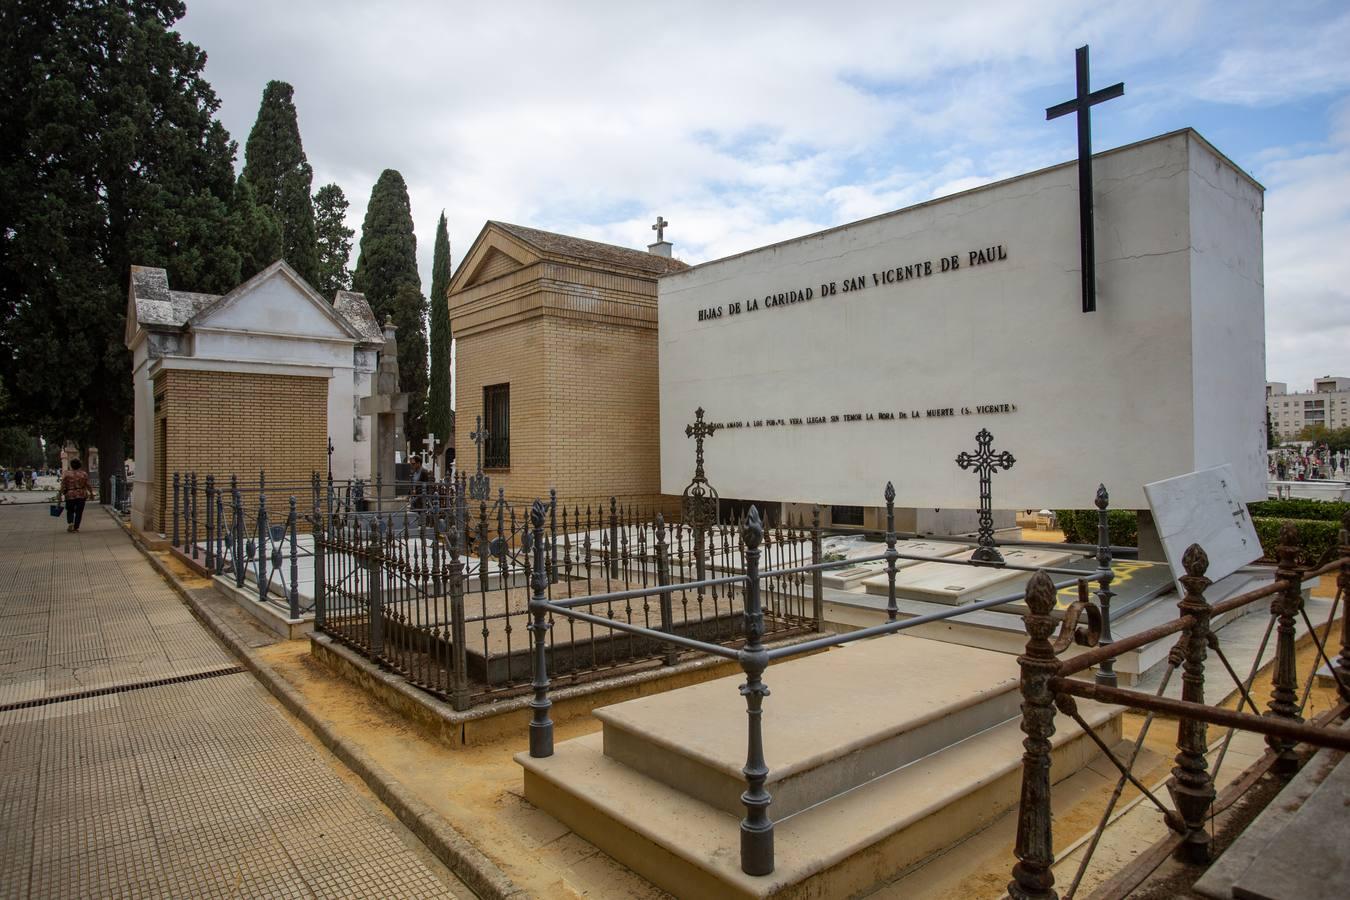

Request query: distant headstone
[{"left": 1144, "top": 464, "right": 1261, "bottom": 585}]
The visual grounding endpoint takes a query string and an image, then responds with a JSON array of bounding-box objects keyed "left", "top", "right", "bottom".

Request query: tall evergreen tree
[
  {"left": 230, "top": 176, "right": 283, "bottom": 281},
  {"left": 313, "top": 183, "right": 353, "bottom": 295},
  {"left": 427, "top": 212, "right": 452, "bottom": 446},
  {"left": 0, "top": 0, "right": 241, "bottom": 500},
  {"left": 242, "top": 80, "right": 319, "bottom": 284},
  {"left": 353, "top": 170, "right": 427, "bottom": 442}
]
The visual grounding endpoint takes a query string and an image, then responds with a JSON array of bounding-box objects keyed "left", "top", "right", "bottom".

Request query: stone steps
[{"left": 518, "top": 636, "right": 1122, "bottom": 897}]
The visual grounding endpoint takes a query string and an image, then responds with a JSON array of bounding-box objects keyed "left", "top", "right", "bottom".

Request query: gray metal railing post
[
  {"left": 609, "top": 496, "right": 619, "bottom": 581},
  {"left": 1173, "top": 543, "right": 1216, "bottom": 863},
  {"left": 256, "top": 476, "right": 268, "bottom": 604},
  {"left": 190, "top": 473, "right": 199, "bottom": 560},
  {"left": 656, "top": 514, "right": 676, "bottom": 666},
  {"left": 549, "top": 488, "right": 559, "bottom": 584},
  {"left": 811, "top": 504, "right": 824, "bottom": 630},
  {"left": 1267, "top": 523, "right": 1304, "bottom": 776},
  {"left": 204, "top": 475, "right": 215, "bottom": 570},
  {"left": 214, "top": 483, "right": 225, "bottom": 575},
  {"left": 450, "top": 489, "right": 470, "bottom": 710},
  {"left": 884, "top": 482, "right": 898, "bottom": 622},
  {"left": 171, "top": 472, "right": 180, "bottom": 546},
  {"left": 738, "top": 505, "right": 773, "bottom": 876},
  {"left": 1008, "top": 570, "right": 1060, "bottom": 900},
  {"left": 528, "top": 500, "right": 554, "bottom": 757},
  {"left": 288, "top": 496, "right": 300, "bottom": 619},
  {"left": 1094, "top": 484, "right": 1117, "bottom": 687}
]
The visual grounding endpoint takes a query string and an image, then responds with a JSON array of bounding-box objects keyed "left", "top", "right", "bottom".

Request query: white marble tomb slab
[
  {"left": 1144, "top": 464, "right": 1261, "bottom": 586},
  {"left": 864, "top": 547, "right": 1073, "bottom": 605},
  {"left": 825, "top": 539, "right": 967, "bottom": 590}
]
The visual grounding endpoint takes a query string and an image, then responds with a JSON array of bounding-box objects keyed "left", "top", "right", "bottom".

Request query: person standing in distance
[{"left": 60, "top": 459, "right": 92, "bottom": 532}]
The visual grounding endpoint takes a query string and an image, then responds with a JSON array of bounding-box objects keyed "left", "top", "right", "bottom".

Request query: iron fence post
[
  {"left": 528, "top": 500, "right": 554, "bottom": 757},
  {"left": 257, "top": 480, "right": 268, "bottom": 604},
  {"left": 204, "top": 475, "right": 215, "bottom": 570},
  {"left": 369, "top": 517, "right": 386, "bottom": 658},
  {"left": 1267, "top": 523, "right": 1303, "bottom": 776},
  {"left": 608, "top": 496, "right": 619, "bottom": 581},
  {"left": 1336, "top": 512, "right": 1350, "bottom": 702},
  {"left": 215, "top": 486, "right": 225, "bottom": 576},
  {"left": 450, "top": 490, "right": 470, "bottom": 710},
  {"left": 811, "top": 505, "right": 823, "bottom": 630},
  {"left": 738, "top": 506, "right": 773, "bottom": 876},
  {"left": 172, "top": 472, "right": 180, "bottom": 546},
  {"left": 655, "top": 514, "right": 676, "bottom": 666},
  {"left": 550, "top": 488, "right": 558, "bottom": 585},
  {"left": 1094, "top": 484, "right": 1117, "bottom": 687},
  {"left": 288, "top": 496, "right": 300, "bottom": 619},
  {"left": 233, "top": 477, "right": 245, "bottom": 588},
  {"left": 190, "top": 472, "right": 199, "bottom": 560},
  {"left": 1008, "top": 570, "right": 1060, "bottom": 900},
  {"left": 313, "top": 490, "right": 326, "bottom": 631},
  {"left": 1172, "top": 544, "right": 1215, "bottom": 862},
  {"left": 884, "top": 482, "right": 898, "bottom": 622}
]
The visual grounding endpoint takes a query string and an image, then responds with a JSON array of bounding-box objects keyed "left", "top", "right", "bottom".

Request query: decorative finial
[
  {"left": 531, "top": 499, "right": 545, "bottom": 530},
  {"left": 884, "top": 481, "right": 896, "bottom": 504},
  {"left": 1025, "top": 570, "right": 1057, "bottom": 617},
  {"left": 1182, "top": 543, "right": 1209, "bottom": 578},
  {"left": 742, "top": 505, "right": 763, "bottom": 549},
  {"left": 1095, "top": 484, "right": 1109, "bottom": 510}
]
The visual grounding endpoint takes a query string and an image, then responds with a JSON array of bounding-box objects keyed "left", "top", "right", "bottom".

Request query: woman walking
[{"left": 60, "top": 459, "right": 92, "bottom": 532}]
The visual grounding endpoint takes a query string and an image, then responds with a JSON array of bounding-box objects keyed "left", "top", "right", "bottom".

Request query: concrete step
[
  {"left": 520, "top": 686, "right": 1120, "bottom": 899},
  {"left": 595, "top": 637, "right": 1023, "bottom": 819}
]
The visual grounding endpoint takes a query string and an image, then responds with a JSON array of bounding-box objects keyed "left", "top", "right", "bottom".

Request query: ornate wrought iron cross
[
  {"left": 468, "top": 416, "right": 490, "bottom": 501},
  {"left": 682, "top": 407, "right": 721, "bottom": 531},
  {"left": 652, "top": 215, "right": 668, "bottom": 242},
  {"left": 1046, "top": 44, "right": 1124, "bottom": 314},
  {"left": 956, "top": 428, "right": 1016, "bottom": 563}
]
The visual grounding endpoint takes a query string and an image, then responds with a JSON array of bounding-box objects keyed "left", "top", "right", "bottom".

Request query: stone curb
[{"left": 112, "top": 510, "right": 527, "bottom": 900}]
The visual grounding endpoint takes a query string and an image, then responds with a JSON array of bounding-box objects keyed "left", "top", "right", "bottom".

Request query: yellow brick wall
[{"left": 151, "top": 369, "right": 327, "bottom": 533}]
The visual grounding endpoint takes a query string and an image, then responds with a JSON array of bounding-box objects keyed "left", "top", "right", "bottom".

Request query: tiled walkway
[{"left": 0, "top": 505, "right": 462, "bottom": 898}]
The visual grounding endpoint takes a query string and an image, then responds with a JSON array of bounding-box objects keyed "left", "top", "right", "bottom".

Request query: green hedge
[
  {"left": 1249, "top": 499, "right": 1350, "bottom": 523},
  {"left": 1253, "top": 518, "right": 1342, "bottom": 567},
  {"left": 1054, "top": 509, "right": 1138, "bottom": 547}
]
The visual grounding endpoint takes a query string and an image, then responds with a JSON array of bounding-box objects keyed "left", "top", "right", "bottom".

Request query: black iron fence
[
  {"left": 519, "top": 482, "right": 1350, "bottom": 886},
  {"left": 312, "top": 476, "right": 821, "bottom": 709}
]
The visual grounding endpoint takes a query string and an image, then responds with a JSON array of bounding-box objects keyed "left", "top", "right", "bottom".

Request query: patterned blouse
[{"left": 61, "top": 470, "right": 92, "bottom": 500}]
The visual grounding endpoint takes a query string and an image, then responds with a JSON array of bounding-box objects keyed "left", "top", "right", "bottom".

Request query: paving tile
[{"left": 0, "top": 505, "right": 462, "bottom": 897}]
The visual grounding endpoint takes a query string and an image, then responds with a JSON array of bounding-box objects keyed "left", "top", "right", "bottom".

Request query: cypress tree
[
  {"left": 427, "top": 212, "right": 452, "bottom": 446},
  {"left": 313, "top": 183, "right": 354, "bottom": 296},
  {"left": 230, "top": 177, "right": 283, "bottom": 281},
  {"left": 242, "top": 80, "right": 319, "bottom": 284},
  {"left": 0, "top": 0, "right": 241, "bottom": 500},
  {"left": 353, "top": 170, "right": 427, "bottom": 442}
]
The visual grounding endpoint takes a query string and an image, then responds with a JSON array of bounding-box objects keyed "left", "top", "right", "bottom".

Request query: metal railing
[
  {"left": 311, "top": 473, "right": 822, "bottom": 710},
  {"left": 524, "top": 480, "right": 1117, "bottom": 877},
  {"left": 1006, "top": 517, "right": 1350, "bottom": 900}
]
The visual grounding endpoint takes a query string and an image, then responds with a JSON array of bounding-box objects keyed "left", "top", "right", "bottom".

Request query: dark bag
[{"left": 50, "top": 502, "right": 63, "bottom": 517}]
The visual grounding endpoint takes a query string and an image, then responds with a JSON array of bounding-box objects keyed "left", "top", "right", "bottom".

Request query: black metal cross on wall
[
  {"left": 1046, "top": 45, "right": 1124, "bottom": 314},
  {"left": 956, "top": 428, "right": 1016, "bottom": 563}
]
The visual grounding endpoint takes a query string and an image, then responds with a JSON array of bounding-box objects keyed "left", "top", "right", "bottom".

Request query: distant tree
[
  {"left": 352, "top": 170, "right": 427, "bottom": 442},
  {"left": 313, "top": 183, "right": 353, "bottom": 295},
  {"left": 427, "top": 212, "right": 453, "bottom": 445},
  {"left": 0, "top": 427, "right": 42, "bottom": 469},
  {"left": 1265, "top": 407, "right": 1275, "bottom": 449},
  {"left": 0, "top": 0, "right": 241, "bottom": 501},
  {"left": 230, "top": 177, "right": 283, "bottom": 281},
  {"left": 241, "top": 80, "right": 319, "bottom": 284}
]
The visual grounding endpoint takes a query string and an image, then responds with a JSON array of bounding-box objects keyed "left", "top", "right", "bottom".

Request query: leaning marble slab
[{"left": 1144, "top": 464, "right": 1261, "bottom": 586}]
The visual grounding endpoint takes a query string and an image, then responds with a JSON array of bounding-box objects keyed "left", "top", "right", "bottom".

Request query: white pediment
[{"left": 191, "top": 263, "right": 360, "bottom": 342}]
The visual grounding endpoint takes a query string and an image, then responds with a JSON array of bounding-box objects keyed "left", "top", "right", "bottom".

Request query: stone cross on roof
[{"left": 652, "top": 216, "right": 668, "bottom": 243}]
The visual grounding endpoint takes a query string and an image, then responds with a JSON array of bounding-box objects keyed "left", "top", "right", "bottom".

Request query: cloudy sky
[{"left": 178, "top": 0, "right": 1350, "bottom": 389}]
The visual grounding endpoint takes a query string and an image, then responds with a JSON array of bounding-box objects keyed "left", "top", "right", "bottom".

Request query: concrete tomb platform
[
  {"left": 862, "top": 546, "right": 1073, "bottom": 605},
  {"left": 519, "top": 634, "right": 1121, "bottom": 898},
  {"left": 820, "top": 538, "right": 967, "bottom": 589}
]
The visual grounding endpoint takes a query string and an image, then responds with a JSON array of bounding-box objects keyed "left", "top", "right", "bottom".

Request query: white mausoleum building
[{"left": 124, "top": 260, "right": 385, "bottom": 535}]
